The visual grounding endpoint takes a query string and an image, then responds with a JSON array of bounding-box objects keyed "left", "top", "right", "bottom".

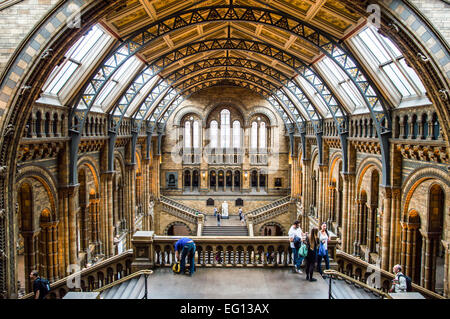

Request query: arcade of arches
[{"left": 0, "top": 0, "right": 449, "bottom": 299}]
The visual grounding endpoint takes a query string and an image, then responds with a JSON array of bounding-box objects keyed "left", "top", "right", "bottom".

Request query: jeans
[
  {"left": 292, "top": 247, "right": 304, "bottom": 270},
  {"left": 180, "top": 242, "right": 196, "bottom": 274},
  {"left": 316, "top": 250, "right": 330, "bottom": 275},
  {"left": 217, "top": 220, "right": 220, "bottom": 226}
]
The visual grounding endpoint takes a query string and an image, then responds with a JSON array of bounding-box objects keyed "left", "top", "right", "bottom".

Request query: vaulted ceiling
[{"left": 100, "top": 0, "right": 364, "bottom": 87}]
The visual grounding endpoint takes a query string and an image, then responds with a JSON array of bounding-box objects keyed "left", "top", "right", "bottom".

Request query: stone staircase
[
  {"left": 327, "top": 277, "right": 382, "bottom": 299},
  {"left": 202, "top": 225, "right": 249, "bottom": 236},
  {"left": 160, "top": 195, "right": 206, "bottom": 216},
  {"left": 245, "top": 196, "right": 291, "bottom": 216},
  {"left": 100, "top": 274, "right": 150, "bottom": 299}
]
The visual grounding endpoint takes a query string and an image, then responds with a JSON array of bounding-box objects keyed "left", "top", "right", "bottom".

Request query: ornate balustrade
[
  {"left": 20, "top": 250, "right": 133, "bottom": 299},
  {"left": 131, "top": 231, "right": 338, "bottom": 270},
  {"left": 335, "top": 250, "right": 445, "bottom": 299}
]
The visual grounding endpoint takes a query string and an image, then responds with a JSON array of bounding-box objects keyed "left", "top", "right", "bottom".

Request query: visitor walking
[
  {"left": 217, "top": 211, "right": 221, "bottom": 226},
  {"left": 214, "top": 207, "right": 218, "bottom": 217},
  {"left": 389, "top": 264, "right": 410, "bottom": 293},
  {"left": 174, "top": 237, "right": 196, "bottom": 276},
  {"left": 238, "top": 208, "right": 244, "bottom": 224},
  {"left": 317, "top": 222, "right": 330, "bottom": 277},
  {"left": 305, "top": 227, "right": 319, "bottom": 281},
  {"left": 30, "top": 270, "right": 50, "bottom": 299},
  {"left": 288, "top": 220, "right": 304, "bottom": 274}
]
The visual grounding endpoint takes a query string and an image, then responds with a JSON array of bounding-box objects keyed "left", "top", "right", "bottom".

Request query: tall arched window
[
  {"left": 220, "top": 109, "right": 231, "bottom": 148},
  {"left": 259, "top": 122, "right": 266, "bottom": 150},
  {"left": 193, "top": 121, "right": 200, "bottom": 149},
  {"left": 210, "top": 120, "right": 218, "bottom": 148},
  {"left": 184, "top": 121, "right": 191, "bottom": 148},
  {"left": 233, "top": 121, "right": 241, "bottom": 148},
  {"left": 251, "top": 122, "right": 258, "bottom": 150}
]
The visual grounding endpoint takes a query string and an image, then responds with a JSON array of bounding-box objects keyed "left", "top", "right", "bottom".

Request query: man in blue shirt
[{"left": 174, "top": 237, "right": 196, "bottom": 276}]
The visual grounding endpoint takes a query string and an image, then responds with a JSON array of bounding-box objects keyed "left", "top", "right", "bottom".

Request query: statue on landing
[{"left": 221, "top": 201, "right": 229, "bottom": 219}]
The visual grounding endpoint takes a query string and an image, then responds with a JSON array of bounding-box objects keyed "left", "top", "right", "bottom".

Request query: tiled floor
[{"left": 147, "top": 268, "right": 329, "bottom": 299}]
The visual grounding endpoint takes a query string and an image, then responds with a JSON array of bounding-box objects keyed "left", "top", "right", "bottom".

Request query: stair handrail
[
  {"left": 93, "top": 269, "right": 153, "bottom": 295},
  {"left": 324, "top": 269, "right": 392, "bottom": 299},
  {"left": 20, "top": 249, "right": 134, "bottom": 299},
  {"left": 244, "top": 196, "right": 291, "bottom": 217},
  {"left": 160, "top": 195, "right": 206, "bottom": 216},
  {"left": 335, "top": 250, "right": 446, "bottom": 299}
]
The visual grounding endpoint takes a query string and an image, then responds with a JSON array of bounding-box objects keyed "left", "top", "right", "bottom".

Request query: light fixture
[{"left": 244, "top": 172, "right": 248, "bottom": 178}]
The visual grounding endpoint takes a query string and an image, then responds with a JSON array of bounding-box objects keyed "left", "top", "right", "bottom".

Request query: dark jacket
[{"left": 305, "top": 236, "right": 319, "bottom": 261}]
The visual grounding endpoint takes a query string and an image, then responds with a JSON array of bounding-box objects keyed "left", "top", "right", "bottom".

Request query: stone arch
[
  {"left": 164, "top": 221, "right": 193, "bottom": 236},
  {"left": 355, "top": 157, "right": 383, "bottom": 196},
  {"left": 16, "top": 165, "right": 58, "bottom": 220},
  {"left": 204, "top": 101, "right": 246, "bottom": 127},
  {"left": 258, "top": 222, "right": 286, "bottom": 236},
  {"left": 77, "top": 156, "right": 100, "bottom": 194},
  {"left": 400, "top": 166, "right": 449, "bottom": 223},
  {"left": 172, "top": 106, "right": 204, "bottom": 126},
  {"left": 245, "top": 106, "right": 278, "bottom": 127}
]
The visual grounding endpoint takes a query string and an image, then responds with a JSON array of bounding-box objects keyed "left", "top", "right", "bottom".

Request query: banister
[
  {"left": 335, "top": 250, "right": 445, "bottom": 299},
  {"left": 324, "top": 269, "right": 392, "bottom": 299},
  {"left": 20, "top": 250, "right": 133, "bottom": 299},
  {"left": 93, "top": 269, "right": 153, "bottom": 294}
]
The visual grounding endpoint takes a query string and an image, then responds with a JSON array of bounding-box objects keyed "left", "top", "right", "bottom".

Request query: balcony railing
[
  {"left": 132, "top": 232, "right": 338, "bottom": 270},
  {"left": 20, "top": 250, "right": 134, "bottom": 299},
  {"left": 335, "top": 250, "right": 445, "bottom": 299}
]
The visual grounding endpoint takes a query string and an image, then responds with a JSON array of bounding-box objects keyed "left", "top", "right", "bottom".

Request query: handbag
[
  {"left": 318, "top": 242, "right": 327, "bottom": 256},
  {"left": 298, "top": 243, "right": 308, "bottom": 257}
]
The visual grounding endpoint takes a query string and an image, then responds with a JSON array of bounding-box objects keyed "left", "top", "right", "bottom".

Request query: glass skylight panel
[
  {"left": 381, "top": 63, "right": 414, "bottom": 96},
  {"left": 295, "top": 78, "right": 328, "bottom": 116},
  {"left": 45, "top": 61, "right": 78, "bottom": 94},
  {"left": 358, "top": 28, "right": 390, "bottom": 64},
  {"left": 70, "top": 26, "right": 104, "bottom": 62},
  {"left": 399, "top": 58, "right": 427, "bottom": 93}
]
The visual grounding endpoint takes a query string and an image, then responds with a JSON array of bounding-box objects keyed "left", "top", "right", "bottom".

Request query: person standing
[
  {"left": 238, "top": 208, "right": 243, "bottom": 224},
  {"left": 214, "top": 207, "right": 218, "bottom": 217},
  {"left": 217, "top": 211, "right": 221, "bottom": 226},
  {"left": 305, "top": 227, "right": 319, "bottom": 281},
  {"left": 317, "top": 222, "right": 330, "bottom": 276},
  {"left": 288, "top": 220, "right": 304, "bottom": 274},
  {"left": 174, "top": 237, "right": 196, "bottom": 276}
]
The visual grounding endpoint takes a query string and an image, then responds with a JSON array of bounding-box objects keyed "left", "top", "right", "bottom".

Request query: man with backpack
[
  {"left": 288, "top": 220, "right": 304, "bottom": 274},
  {"left": 30, "top": 270, "right": 50, "bottom": 299},
  {"left": 389, "top": 264, "right": 412, "bottom": 293}
]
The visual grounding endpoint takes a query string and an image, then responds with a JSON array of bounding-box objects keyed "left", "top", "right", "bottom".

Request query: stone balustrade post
[{"left": 131, "top": 231, "right": 155, "bottom": 272}]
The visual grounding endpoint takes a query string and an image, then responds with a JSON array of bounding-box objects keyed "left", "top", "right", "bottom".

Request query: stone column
[
  {"left": 444, "top": 242, "right": 449, "bottom": 298},
  {"left": 67, "top": 185, "right": 79, "bottom": 266},
  {"left": 107, "top": 173, "right": 114, "bottom": 257},
  {"left": 231, "top": 172, "right": 235, "bottom": 192},
  {"left": 423, "top": 236, "right": 433, "bottom": 290},
  {"left": 400, "top": 223, "right": 407, "bottom": 273},
  {"left": 367, "top": 205, "right": 375, "bottom": 253},
  {"left": 126, "top": 163, "right": 136, "bottom": 248},
  {"left": 381, "top": 187, "right": 392, "bottom": 271},
  {"left": 341, "top": 173, "right": 349, "bottom": 252},
  {"left": 354, "top": 199, "right": 362, "bottom": 255},
  {"left": 22, "top": 231, "right": 38, "bottom": 293},
  {"left": 389, "top": 188, "right": 401, "bottom": 269}
]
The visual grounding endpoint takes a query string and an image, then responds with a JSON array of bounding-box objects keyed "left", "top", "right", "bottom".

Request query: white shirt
[
  {"left": 319, "top": 230, "right": 329, "bottom": 250},
  {"left": 288, "top": 225, "right": 303, "bottom": 249},
  {"left": 393, "top": 273, "right": 408, "bottom": 293}
]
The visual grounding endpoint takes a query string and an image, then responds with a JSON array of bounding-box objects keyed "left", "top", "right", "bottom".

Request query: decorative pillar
[
  {"left": 67, "top": 185, "right": 79, "bottom": 266},
  {"left": 341, "top": 173, "right": 349, "bottom": 252},
  {"left": 381, "top": 187, "right": 392, "bottom": 271}
]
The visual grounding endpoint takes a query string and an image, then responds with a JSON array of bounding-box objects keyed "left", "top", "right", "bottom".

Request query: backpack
[
  {"left": 172, "top": 262, "right": 181, "bottom": 273},
  {"left": 398, "top": 274, "right": 413, "bottom": 292},
  {"left": 38, "top": 278, "right": 50, "bottom": 297},
  {"left": 293, "top": 236, "right": 302, "bottom": 249},
  {"left": 298, "top": 243, "right": 308, "bottom": 257}
]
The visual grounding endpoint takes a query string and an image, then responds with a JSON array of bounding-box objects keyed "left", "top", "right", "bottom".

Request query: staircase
[
  {"left": 160, "top": 195, "right": 206, "bottom": 216},
  {"left": 327, "top": 277, "right": 382, "bottom": 299},
  {"left": 202, "top": 225, "right": 248, "bottom": 236},
  {"left": 245, "top": 196, "right": 291, "bottom": 216},
  {"left": 101, "top": 274, "right": 150, "bottom": 299}
]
